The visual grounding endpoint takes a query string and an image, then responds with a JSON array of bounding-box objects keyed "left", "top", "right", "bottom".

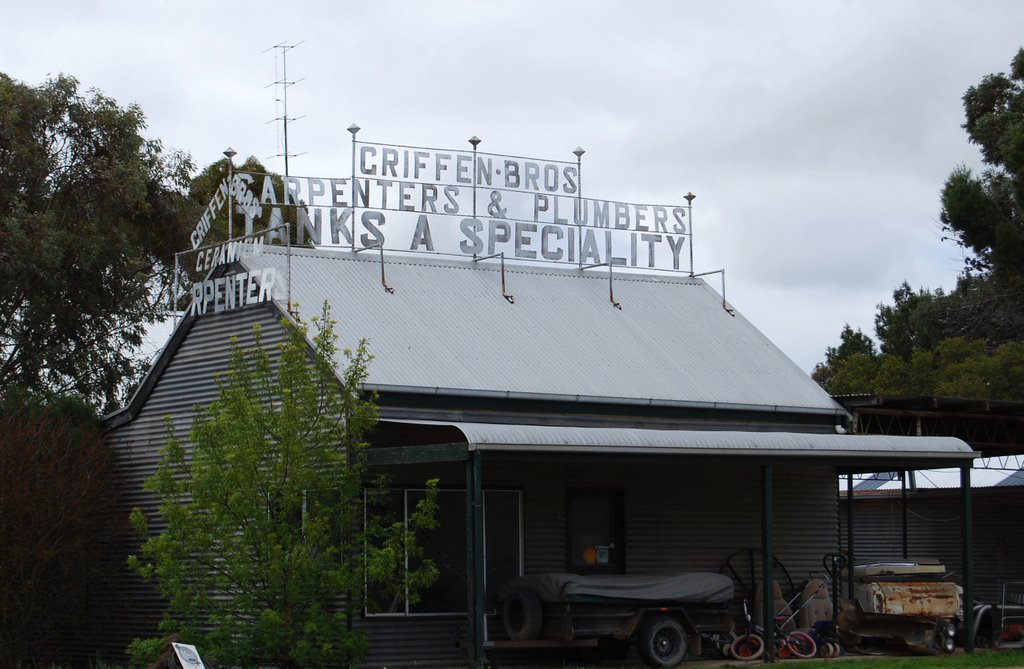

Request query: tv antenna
[
  {"left": 265, "top": 41, "right": 306, "bottom": 317},
  {"left": 265, "top": 41, "right": 306, "bottom": 177}
]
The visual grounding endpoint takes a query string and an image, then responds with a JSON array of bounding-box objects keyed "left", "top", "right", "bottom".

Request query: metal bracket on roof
[
  {"left": 691, "top": 268, "right": 736, "bottom": 316},
  {"left": 354, "top": 242, "right": 396, "bottom": 294},
  {"left": 581, "top": 261, "right": 622, "bottom": 310},
  {"left": 472, "top": 252, "right": 515, "bottom": 304}
]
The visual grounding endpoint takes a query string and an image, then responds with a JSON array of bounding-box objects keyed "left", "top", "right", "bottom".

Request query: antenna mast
[
  {"left": 265, "top": 41, "right": 305, "bottom": 177},
  {"left": 265, "top": 41, "right": 304, "bottom": 317}
]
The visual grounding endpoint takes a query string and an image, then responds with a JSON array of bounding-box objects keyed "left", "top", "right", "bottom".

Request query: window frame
[
  {"left": 364, "top": 487, "right": 523, "bottom": 618},
  {"left": 565, "top": 487, "right": 625, "bottom": 575}
]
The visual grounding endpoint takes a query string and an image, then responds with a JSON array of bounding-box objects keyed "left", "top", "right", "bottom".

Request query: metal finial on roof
[
  {"left": 348, "top": 124, "right": 361, "bottom": 136},
  {"left": 573, "top": 146, "right": 585, "bottom": 158},
  {"left": 684, "top": 192, "right": 696, "bottom": 204},
  {"left": 469, "top": 136, "right": 481, "bottom": 148}
]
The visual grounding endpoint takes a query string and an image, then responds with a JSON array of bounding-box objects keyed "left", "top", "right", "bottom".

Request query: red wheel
[
  {"left": 786, "top": 630, "right": 817, "bottom": 659},
  {"left": 730, "top": 634, "right": 764, "bottom": 661}
]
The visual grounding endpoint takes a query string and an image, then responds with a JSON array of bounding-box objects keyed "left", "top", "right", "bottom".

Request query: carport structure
[
  {"left": 364, "top": 419, "right": 975, "bottom": 665},
  {"left": 836, "top": 395, "right": 1024, "bottom": 649}
]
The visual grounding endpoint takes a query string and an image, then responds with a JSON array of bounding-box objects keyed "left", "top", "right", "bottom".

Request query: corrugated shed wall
[
  {"left": 842, "top": 488, "right": 1024, "bottom": 605},
  {"left": 98, "top": 306, "right": 287, "bottom": 662},
  {"left": 480, "top": 457, "right": 839, "bottom": 641},
  {"left": 358, "top": 618, "right": 466, "bottom": 668},
  {"left": 487, "top": 461, "right": 837, "bottom": 581}
]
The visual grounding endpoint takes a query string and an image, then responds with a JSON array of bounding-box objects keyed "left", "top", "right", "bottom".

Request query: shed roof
[
  {"left": 366, "top": 420, "right": 975, "bottom": 469},
  {"left": 450, "top": 422, "right": 973, "bottom": 460},
  {"left": 995, "top": 468, "right": 1024, "bottom": 486},
  {"left": 246, "top": 247, "right": 843, "bottom": 417}
]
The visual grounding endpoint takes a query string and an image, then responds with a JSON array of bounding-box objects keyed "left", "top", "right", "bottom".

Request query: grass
[
  {"left": 34, "top": 648, "right": 1024, "bottom": 668},
  {"left": 501, "top": 649, "right": 1024, "bottom": 669},
  {"left": 717, "top": 649, "right": 1024, "bottom": 668}
]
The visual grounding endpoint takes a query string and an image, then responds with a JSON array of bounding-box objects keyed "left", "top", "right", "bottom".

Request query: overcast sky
[{"left": 4, "top": 0, "right": 1023, "bottom": 375}]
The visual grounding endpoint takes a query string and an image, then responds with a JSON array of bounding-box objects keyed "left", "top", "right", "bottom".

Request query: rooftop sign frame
[
  {"left": 219, "top": 135, "right": 696, "bottom": 274},
  {"left": 172, "top": 133, "right": 702, "bottom": 319}
]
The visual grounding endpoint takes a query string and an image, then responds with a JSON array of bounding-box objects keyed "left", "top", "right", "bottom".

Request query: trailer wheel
[
  {"left": 638, "top": 615, "right": 687, "bottom": 668},
  {"left": 502, "top": 589, "right": 543, "bottom": 640}
]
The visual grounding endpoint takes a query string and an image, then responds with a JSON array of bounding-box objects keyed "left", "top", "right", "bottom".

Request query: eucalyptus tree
[{"left": 0, "top": 72, "right": 192, "bottom": 411}]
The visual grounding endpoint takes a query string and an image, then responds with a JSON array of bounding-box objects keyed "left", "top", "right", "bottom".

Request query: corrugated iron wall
[
  {"left": 99, "top": 306, "right": 288, "bottom": 662},
  {"left": 487, "top": 460, "right": 838, "bottom": 582},
  {"left": 842, "top": 488, "right": 1024, "bottom": 605}
]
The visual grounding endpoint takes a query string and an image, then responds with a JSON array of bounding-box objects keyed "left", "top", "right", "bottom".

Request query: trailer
[
  {"left": 838, "top": 560, "right": 961, "bottom": 655},
  {"left": 497, "top": 572, "right": 735, "bottom": 667}
]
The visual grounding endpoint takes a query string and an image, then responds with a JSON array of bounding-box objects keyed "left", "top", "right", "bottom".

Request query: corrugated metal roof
[
  {"left": 245, "top": 247, "right": 842, "bottom": 414},
  {"left": 433, "top": 421, "right": 975, "bottom": 460},
  {"left": 996, "top": 468, "right": 1024, "bottom": 486},
  {"left": 853, "top": 472, "right": 902, "bottom": 491}
]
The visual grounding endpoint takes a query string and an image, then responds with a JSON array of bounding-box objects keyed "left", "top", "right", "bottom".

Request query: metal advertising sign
[
  {"left": 181, "top": 230, "right": 282, "bottom": 318},
  {"left": 189, "top": 174, "right": 264, "bottom": 250},
  {"left": 223, "top": 140, "right": 694, "bottom": 272},
  {"left": 175, "top": 136, "right": 696, "bottom": 318}
]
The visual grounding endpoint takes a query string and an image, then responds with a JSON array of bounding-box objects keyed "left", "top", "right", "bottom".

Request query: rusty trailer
[{"left": 839, "top": 560, "right": 961, "bottom": 654}]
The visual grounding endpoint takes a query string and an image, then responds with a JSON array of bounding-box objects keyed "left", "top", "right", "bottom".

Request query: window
[
  {"left": 566, "top": 488, "right": 624, "bottom": 574},
  {"left": 366, "top": 488, "right": 522, "bottom": 616}
]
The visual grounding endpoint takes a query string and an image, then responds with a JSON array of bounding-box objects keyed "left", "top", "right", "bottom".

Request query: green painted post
[
  {"left": 465, "top": 451, "right": 486, "bottom": 668},
  {"left": 901, "top": 471, "right": 909, "bottom": 560},
  {"left": 961, "top": 466, "right": 974, "bottom": 653},
  {"left": 761, "top": 464, "right": 775, "bottom": 662},
  {"left": 846, "top": 474, "right": 855, "bottom": 601}
]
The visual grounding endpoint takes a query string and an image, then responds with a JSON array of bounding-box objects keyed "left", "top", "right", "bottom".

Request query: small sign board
[{"left": 171, "top": 642, "right": 207, "bottom": 669}]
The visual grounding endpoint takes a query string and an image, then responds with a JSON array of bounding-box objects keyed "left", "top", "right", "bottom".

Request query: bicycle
[{"left": 730, "top": 597, "right": 818, "bottom": 660}]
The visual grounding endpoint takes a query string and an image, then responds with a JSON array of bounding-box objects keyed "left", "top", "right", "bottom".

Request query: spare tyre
[
  {"left": 502, "top": 588, "right": 543, "bottom": 640},
  {"left": 638, "top": 615, "right": 688, "bottom": 668}
]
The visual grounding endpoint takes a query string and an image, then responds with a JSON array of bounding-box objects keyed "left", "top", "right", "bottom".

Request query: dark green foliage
[
  {"left": 874, "top": 282, "right": 944, "bottom": 360},
  {"left": 827, "top": 324, "right": 877, "bottom": 362},
  {"left": 814, "top": 48, "right": 1024, "bottom": 399},
  {"left": 815, "top": 334, "right": 1024, "bottom": 400},
  {"left": 187, "top": 156, "right": 272, "bottom": 235},
  {"left": 941, "top": 48, "right": 1024, "bottom": 281},
  {"left": 129, "top": 304, "right": 437, "bottom": 668},
  {"left": 813, "top": 279, "right": 1024, "bottom": 398},
  {"left": 0, "top": 72, "right": 193, "bottom": 411},
  {"left": 935, "top": 48, "right": 1024, "bottom": 350},
  {"left": 0, "top": 392, "right": 123, "bottom": 667},
  {"left": 811, "top": 324, "right": 876, "bottom": 390}
]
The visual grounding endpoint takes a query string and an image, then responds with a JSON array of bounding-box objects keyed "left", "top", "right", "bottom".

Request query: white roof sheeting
[
  {"left": 247, "top": 248, "right": 842, "bottom": 415},
  {"left": 414, "top": 420, "right": 976, "bottom": 461}
]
